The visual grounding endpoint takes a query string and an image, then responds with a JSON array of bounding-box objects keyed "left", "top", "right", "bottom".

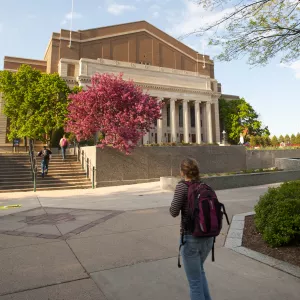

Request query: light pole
[{"left": 222, "top": 130, "right": 227, "bottom": 145}]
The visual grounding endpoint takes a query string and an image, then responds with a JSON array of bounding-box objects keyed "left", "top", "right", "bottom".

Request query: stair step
[
  {"left": 0, "top": 185, "right": 91, "bottom": 193},
  {"left": 0, "top": 166, "right": 83, "bottom": 171},
  {"left": 0, "top": 154, "right": 90, "bottom": 192},
  {"left": 0, "top": 182, "right": 91, "bottom": 188}
]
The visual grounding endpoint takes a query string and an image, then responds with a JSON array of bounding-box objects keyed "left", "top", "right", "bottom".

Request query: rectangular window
[
  {"left": 179, "top": 104, "right": 183, "bottom": 127},
  {"left": 190, "top": 106, "right": 195, "bottom": 128},
  {"left": 201, "top": 133, "right": 204, "bottom": 141},
  {"left": 201, "top": 120, "right": 203, "bottom": 127},
  {"left": 67, "top": 64, "right": 75, "bottom": 77},
  {"left": 167, "top": 104, "right": 170, "bottom": 127}
]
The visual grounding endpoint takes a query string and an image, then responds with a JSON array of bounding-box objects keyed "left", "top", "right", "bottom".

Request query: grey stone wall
[
  {"left": 275, "top": 158, "right": 300, "bottom": 171},
  {"left": 95, "top": 146, "right": 246, "bottom": 187},
  {"left": 246, "top": 149, "right": 300, "bottom": 170},
  {"left": 161, "top": 170, "right": 300, "bottom": 191},
  {"left": 79, "top": 146, "right": 300, "bottom": 187}
]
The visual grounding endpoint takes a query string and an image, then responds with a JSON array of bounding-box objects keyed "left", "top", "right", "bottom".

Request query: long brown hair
[{"left": 180, "top": 158, "right": 200, "bottom": 181}]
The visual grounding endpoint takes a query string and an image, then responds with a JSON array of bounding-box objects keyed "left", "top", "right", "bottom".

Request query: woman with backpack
[
  {"left": 170, "top": 158, "right": 228, "bottom": 300},
  {"left": 59, "top": 135, "right": 68, "bottom": 160}
]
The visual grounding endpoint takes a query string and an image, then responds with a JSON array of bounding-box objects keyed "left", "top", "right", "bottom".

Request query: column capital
[
  {"left": 182, "top": 99, "right": 189, "bottom": 103},
  {"left": 194, "top": 100, "right": 202, "bottom": 104}
]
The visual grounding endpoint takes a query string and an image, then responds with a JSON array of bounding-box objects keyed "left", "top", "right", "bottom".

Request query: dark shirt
[{"left": 37, "top": 149, "right": 52, "bottom": 161}]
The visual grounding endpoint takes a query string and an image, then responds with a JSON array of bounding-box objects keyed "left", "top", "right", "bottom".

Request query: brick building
[{"left": 0, "top": 21, "right": 237, "bottom": 146}]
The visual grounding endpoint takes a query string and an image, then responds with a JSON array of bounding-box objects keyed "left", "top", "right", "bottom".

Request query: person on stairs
[
  {"left": 59, "top": 135, "right": 68, "bottom": 160},
  {"left": 37, "top": 146, "right": 52, "bottom": 178}
]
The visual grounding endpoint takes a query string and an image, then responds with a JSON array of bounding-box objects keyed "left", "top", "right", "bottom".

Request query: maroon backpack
[{"left": 178, "top": 181, "right": 229, "bottom": 267}]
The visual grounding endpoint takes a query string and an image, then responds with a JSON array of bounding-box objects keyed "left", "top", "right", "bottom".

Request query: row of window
[
  {"left": 166, "top": 104, "right": 203, "bottom": 128},
  {"left": 138, "top": 61, "right": 151, "bottom": 65}
]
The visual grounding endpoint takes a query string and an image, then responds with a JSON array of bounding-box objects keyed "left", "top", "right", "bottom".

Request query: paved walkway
[{"left": 0, "top": 182, "right": 299, "bottom": 299}]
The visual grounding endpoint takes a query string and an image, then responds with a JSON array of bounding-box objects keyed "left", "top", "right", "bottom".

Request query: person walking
[
  {"left": 170, "top": 158, "right": 229, "bottom": 300},
  {"left": 59, "top": 135, "right": 68, "bottom": 160},
  {"left": 37, "top": 146, "right": 52, "bottom": 178}
]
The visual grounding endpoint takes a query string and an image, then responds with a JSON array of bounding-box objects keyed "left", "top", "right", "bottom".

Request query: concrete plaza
[{"left": 0, "top": 182, "right": 299, "bottom": 299}]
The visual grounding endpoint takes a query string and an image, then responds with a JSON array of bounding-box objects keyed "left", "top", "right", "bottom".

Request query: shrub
[{"left": 254, "top": 181, "right": 300, "bottom": 247}]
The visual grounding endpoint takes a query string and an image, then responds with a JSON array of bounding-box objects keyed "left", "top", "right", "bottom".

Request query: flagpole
[{"left": 69, "top": 0, "right": 74, "bottom": 48}]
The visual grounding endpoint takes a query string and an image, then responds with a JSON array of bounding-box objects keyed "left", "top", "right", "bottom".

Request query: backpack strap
[
  {"left": 178, "top": 233, "right": 185, "bottom": 268},
  {"left": 221, "top": 203, "right": 230, "bottom": 225},
  {"left": 212, "top": 237, "right": 216, "bottom": 262}
]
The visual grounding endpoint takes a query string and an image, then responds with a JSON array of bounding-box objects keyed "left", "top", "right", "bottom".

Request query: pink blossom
[{"left": 65, "top": 73, "right": 162, "bottom": 154}]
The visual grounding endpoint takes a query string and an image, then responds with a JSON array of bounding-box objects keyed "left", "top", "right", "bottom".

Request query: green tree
[
  {"left": 0, "top": 65, "right": 71, "bottom": 145},
  {"left": 219, "top": 98, "right": 269, "bottom": 144},
  {"left": 291, "top": 134, "right": 296, "bottom": 145},
  {"left": 284, "top": 134, "right": 290, "bottom": 143},
  {"left": 262, "top": 135, "right": 271, "bottom": 147},
  {"left": 249, "top": 135, "right": 257, "bottom": 147},
  {"left": 296, "top": 133, "right": 300, "bottom": 144},
  {"left": 0, "top": 65, "right": 41, "bottom": 140},
  {"left": 278, "top": 135, "right": 285, "bottom": 142},
  {"left": 271, "top": 135, "right": 279, "bottom": 147},
  {"left": 187, "top": 0, "right": 300, "bottom": 66}
]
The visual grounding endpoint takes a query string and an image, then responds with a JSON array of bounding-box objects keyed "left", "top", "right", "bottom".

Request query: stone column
[
  {"left": 143, "top": 132, "right": 150, "bottom": 145},
  {"left": 170, "top": 98, "right": 177, "bottom": 143},
  {"left": 195, "top": 101, "right": 202, "bottom": 144},
  {"left": 213, "top": 99, "right": 221, "bottom": 143},
  {"left": 183, "top": 99, "right": 189, "bottom": 143},
  {"left": 157, "top": 98, "right": 164, "bottom": 144},
  {"left": 206, "top": 102, "right": 213, "bottom": 143}
]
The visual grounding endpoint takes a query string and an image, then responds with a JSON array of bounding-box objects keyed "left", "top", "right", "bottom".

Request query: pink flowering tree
[{"left": 65, "top": 73, "right": 162, "bottom": 154}]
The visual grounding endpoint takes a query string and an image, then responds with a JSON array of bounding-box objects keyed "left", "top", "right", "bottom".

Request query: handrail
[
  {"left": 80, "top": 149, "right": 96, "bottom": 189},
  {"left": 29, "top": 139, "right": 37, "bottom": 192}
]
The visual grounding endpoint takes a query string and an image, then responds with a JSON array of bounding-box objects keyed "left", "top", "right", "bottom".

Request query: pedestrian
[
  {"left": 37, "top": 146, "right": 52, "bottom": 178},
  {"left": 170, "top": 158, "right": 229, "bottom": 300},
  {"left": 59, "top": 135, "right": 68, "bottom": 160}
]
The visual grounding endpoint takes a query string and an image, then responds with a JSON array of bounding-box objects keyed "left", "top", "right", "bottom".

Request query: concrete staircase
[{"left": 0, "top": 153, "right": 91, "bottom": 193}]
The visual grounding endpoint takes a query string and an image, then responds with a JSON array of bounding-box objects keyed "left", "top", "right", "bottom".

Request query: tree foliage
[
  {"left": 284, "top": 134, "right": 291, "bottom": 143},
  {"left": 291, "top": 134, "right": 296, "bottom": 144},
  {"left": 219, "top": 98, "right": 269, "bottom": 144},
  {"left": 0, "top": 65, "right": 71, "bottom": 144},
  {"left": 296, "top": 133, "right": 300, "bottom": 144},
  {"left": 278, "top": 134, "right": 285, "bottom": 142},
  {"left": 65, "top": 73, "right": 162, "bottom": 154},
  {"left": 271, "top": 135, "right": 279, "bottom": 146},
  {"left": 187, "top": 0, "right": 300, "bottom": 65}
]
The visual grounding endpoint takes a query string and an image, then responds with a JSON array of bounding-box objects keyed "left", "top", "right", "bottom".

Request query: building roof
[{"left": 50, "top": 20, "right": 212, "bottom": 64}]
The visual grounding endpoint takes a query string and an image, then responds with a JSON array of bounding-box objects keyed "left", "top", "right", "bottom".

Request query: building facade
[{"left": 0, "top": 21, "right": 234, "bottom": 146}]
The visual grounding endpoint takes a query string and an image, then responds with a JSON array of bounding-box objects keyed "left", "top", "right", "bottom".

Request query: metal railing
[
  {"left": 80, "top": 149, "right": 96, "bottom": 189},
  {"left": 29, "top": 139, "right": 37, "bottom": 192}
]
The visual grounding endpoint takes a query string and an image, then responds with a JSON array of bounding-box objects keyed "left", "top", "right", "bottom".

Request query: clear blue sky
[{"left": 0, "top": 0, "right": 299, "bottom": 136}]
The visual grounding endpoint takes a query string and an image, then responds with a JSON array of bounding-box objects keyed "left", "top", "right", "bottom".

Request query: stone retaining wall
[
  {"left": 94, "top": 145, "right": 246, "bottom": 187},
  {"left": 161, "top": 170, "right": 300, "bottom": 191},
  {"left": 79, "top": 145, "right": 300, "bottom": 187},
  {"left": 275, "top": 158, "right": 300, "bottom": 171},
  {"left": 246, "top": 149, "right": 300, "bottom": 169}
]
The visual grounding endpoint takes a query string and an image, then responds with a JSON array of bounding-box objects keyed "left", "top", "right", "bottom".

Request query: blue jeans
[
  {"left": 61, "top": 147, "right": 66, "bottom": 159},
  {"left": 181, "top": 235, "right": 214, "bottom": 300},
  {"left": 41, "top": 159, "right": 49, "bottom": 176}
]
